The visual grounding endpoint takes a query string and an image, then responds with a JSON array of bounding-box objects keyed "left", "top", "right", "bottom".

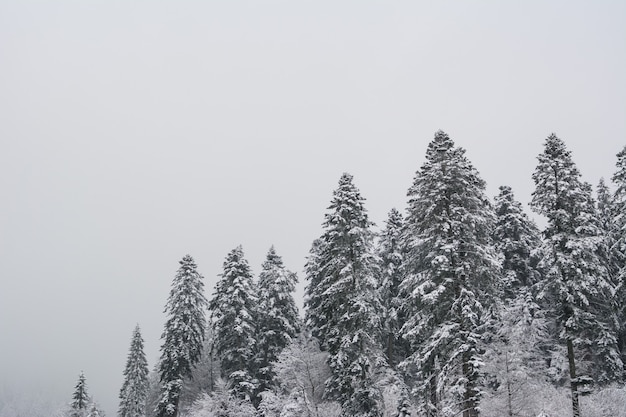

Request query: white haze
[{"left": 0, "top": 1, "right": 624, "bottom": 415}]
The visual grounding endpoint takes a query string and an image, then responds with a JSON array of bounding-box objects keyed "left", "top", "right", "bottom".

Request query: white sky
[{"left": 1, "top": 1, "right": 624, "bottom": 414}]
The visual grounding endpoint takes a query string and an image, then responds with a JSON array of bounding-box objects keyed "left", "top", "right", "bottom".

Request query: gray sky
[{"left": 1, "top": 1, "right": 624, "bottom": 415}]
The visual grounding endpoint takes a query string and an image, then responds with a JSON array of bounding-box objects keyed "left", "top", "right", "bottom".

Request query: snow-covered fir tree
[
  {"left": 492, "top": 185, "right": 542, "bottom": 294},
  {"left": 530, "top": 134, "right": 621, "bottom": 417},
  {"left": 70, "top": 372, "right": 90, "bottom": 417},
  {"left": 596, "top": 178, "right": 622, "bottom": 288},
  {"left": 209, "top": 246, "right": 258, "bottom": 401},
  {"left": 156, "top": 255, "right": 208, "bottom": 417},
  {"left": 485, "top": 185, "right": 550, "bottom": 417},
  {"left": 376, "top": 208, "right": 409, "bottom": 369},
  {"left": 400, "top": 131, "right": 501, "bottom": 417},
  {"left": 119, "top": 325, "right": 149, "bottom": 417},
  {"left": 612, "top": 146, "right": 626, "bottom": 366},
  {"left": 305, "top": 172, "right": 384, "bottom": 417},
  {"left": 256, "top": 246, "right": 301, "bottom": 396}
]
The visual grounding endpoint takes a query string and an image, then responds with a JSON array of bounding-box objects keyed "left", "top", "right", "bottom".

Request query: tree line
[{"left": 66, "top": 132, "right": 626, "bottom": 417}]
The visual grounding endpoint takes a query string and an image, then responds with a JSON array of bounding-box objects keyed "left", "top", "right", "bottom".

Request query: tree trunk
[
  {"left": 462, "top": 351, "right": 479, "bottom": 417},
  {"left": 427, "top": 368, "right": 439, "bottom": 417},
  {"left": 567, "top": 338, "right": 581, "bottom": 417},
  {"left": 387, "top": 333, "right": 395, "bottom": 368},
  {"left": 505, "top": 350, "right": 513, "bottom": 417}
]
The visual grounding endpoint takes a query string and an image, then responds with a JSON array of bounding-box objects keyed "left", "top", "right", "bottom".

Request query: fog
[{"left": 1, "top": 1, "right": 624, "bottom": 415}]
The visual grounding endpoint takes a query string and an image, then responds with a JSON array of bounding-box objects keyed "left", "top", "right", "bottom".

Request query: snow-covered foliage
[
  {"left": 70, "top": 372, "right": 90, "bottom": 417},
  {"left": 531, "top": 134, "right": 622, "bottom": 416},
  {"left": 209, "top": 246, "right": 258, "bottom": 401},
  {"left": 256, "top": 246, "right": 301, "bottom": 396},
  {"left": 482, "top": 288, "right": 550, "bottom": 417},
  {"left": 492, "top": 185, "right": 542, "bottom": 293},
  {"left": 400, "top": 131, "right": 501, "bottom": 417},
  {"left": 179, "top": 332, "right": 222, "bottom": 411},
  {"left": 480, "top": 381, "right": 626, "bottom": 417},
  {"left": 611, "top": 146, "right": 626, "bottom": 367},
  {"left": 305, "top": 173, "right": 384, "bottom": 416},
  {"left": 157, "top": 255, "right": 208, "bottom": 417},
  {"left": 187, "top": 379, "right": 255, "bottom": 417},
  {"left": 30, "top": 133, "right": 626, "bottom": 417},
  {"left": 273, "top": 335, "right": 331, "bottom": 412},
  {"left": 119, "top": 325, "right": 149, "bottom": 417},
  {"left": 376, "top": 209, "right": 408, "bottom": 368}
]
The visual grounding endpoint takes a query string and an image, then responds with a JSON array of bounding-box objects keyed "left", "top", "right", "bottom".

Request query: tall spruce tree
[
  {"left": 209, "top": 246, "right": 258, "bottom": 401},
  {"left": 70, "top": 372, "right": 90, "bottom": 417},
  {"left": 304, "top": 172, "right": 383, "bottom": 417},
  {"left": 399, "top": 131, "right": 500, "bottom": 417},
  {"left": 156, "top": 255, "right": 208, "bottom": 417},
  {"left": 377, "top": 208, "right": 407, "bottom": 368},
  {"left": 119, "top": 325, "right": 150, "bottom": 417},
  {"left": 530, "top": 134, "right": 620, "bottom": 417},
  {"left": 612, "top": 146, "right": 626, "bottom": 366},
  {"left": 256, "top": 246, "right": 300, "bottom": 395}
]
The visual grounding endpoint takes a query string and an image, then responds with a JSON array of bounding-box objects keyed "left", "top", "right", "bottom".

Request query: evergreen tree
[
  {"left": 530, "top": 134, "right": 620, "bottom": 416},
  {"left": 613, "top": 146, "right": 626, "bottom": 261},
  {"left": 70, "top": 372, "right": 90, "bottom": 417},
  {"left": 156, "top": 255, "right": 208, "bottom": 417},
  {"left": 119, "top": 325, "right": 150, "bottom": 417},
  {"left": 376, "top": 208, "right": 408, "bottom": 368},
  {"left": 612, "top": 146, "right": 626, "bottom": 366},
  {"left": 87, "top": 403, "right": 105, "bottom": 417},
  {"left": 209, "top": 246, "right": 258, "bottom": 401},
  {"left": 488, "top": 186, "right": 549, "bottom": 416},
  {"left": 256, "top": 246, "right": 300, "bottom": 395},
  {"left": 492, "top": 185, "right": 542, "bottom": 295},
  {"left": 399, "top": 131, "right": 501, "bottom": 417},
  {"left": 304, "top": 173, "right": 383, "bottom": 417}
]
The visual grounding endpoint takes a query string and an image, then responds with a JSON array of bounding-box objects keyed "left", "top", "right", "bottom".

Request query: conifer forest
[
  {"left": 3, "top": 2, "right": 625, "bottom": 416},
  {"left": 55, "top": 133, "right": 626, "bottom": 417}
]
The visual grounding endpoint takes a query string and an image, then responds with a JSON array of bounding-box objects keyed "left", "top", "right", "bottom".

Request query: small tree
[
  {"left": 209, "top": 246, "right": 258, "bottom": 401},
  {"left": 119, "top": 325, "right": 149, "bottom": 417},
  {"left": 492, "top": 185, "right": 542, "bottom": 294},
  {"left": 377, "top": 208, "right": 408, "bottom": 368},
  {"left": 187, "top": 379, "right": 255, "bottom": 417},
  {"left": 70, "top": 372, "right": 90, "bottom": 417},
  {"left": 273, "top": 334, "right": 339, "bottom": 417},
  {"left": 256, "top": 246, "right": 301, "bottom": 395},
  {"left": 156, "top": 255, "right": 208, "bottom": 417}
]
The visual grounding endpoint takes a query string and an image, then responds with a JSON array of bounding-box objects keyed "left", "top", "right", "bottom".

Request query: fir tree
[
  {"left": 492, "top": 185, "right": 542, "bottom": 295},
  {"left": 612, "top": 146, "right": 626, "bottom": 366},
  {"left": 70, "top": 372, "right": 90, "bottom": 417},
  {"left": 209, "top": 246, "right": 258, "bottom": 401},
  {"left": 488, "top": 186, "right": 549, "bottom": 416},
  {"left": 377, "top": 208, "right": 408, "bottom": 368},
  {"left": 530, "top": 134, "right": 620, "bottom": 416},
  {"left": 304, "top": 173, "right": 383, "bottom": 417},
  {"left": 400, "top": 131, "right": 501, "bottom": 417},
  {"left": 119, "top": 325, "right": 149, "bottom": 417},
  {"left": 256, "top": 246, "right": 300, "bottom": 395},
  {"left": 156, "top": 255, "right": 208, "bottom": 417}
]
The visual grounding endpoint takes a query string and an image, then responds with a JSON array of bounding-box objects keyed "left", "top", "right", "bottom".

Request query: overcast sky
[{"left": 1, "top": 1, "right": 625, "bottom": 415}]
